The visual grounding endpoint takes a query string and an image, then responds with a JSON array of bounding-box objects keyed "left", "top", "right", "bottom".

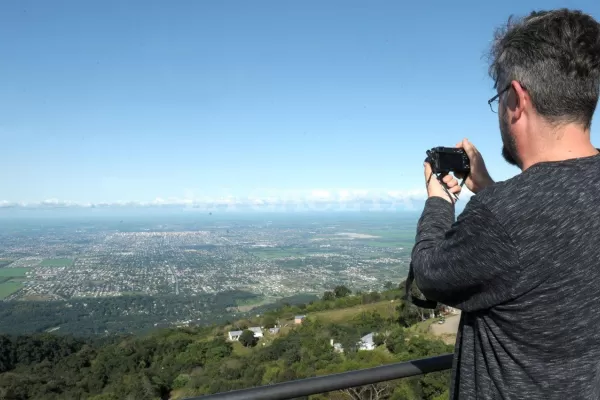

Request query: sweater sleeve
[{"left": 411, "top": 196, "right": 520, "bottom": 312}]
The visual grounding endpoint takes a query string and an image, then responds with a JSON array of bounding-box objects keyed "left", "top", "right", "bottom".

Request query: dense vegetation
[
  {"left": 0, "top": 290, "right": 261, "bottom": 335},
  {"left": 0, "top": 284, "right": 454, "bottom": 399}
]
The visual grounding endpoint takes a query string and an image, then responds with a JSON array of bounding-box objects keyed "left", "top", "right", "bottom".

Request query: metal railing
[{"left": 188, "top": 353, "right": 453, "bottom": 400}]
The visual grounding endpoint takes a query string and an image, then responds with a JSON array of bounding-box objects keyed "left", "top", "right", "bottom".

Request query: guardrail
[{"left": 187, "top": 353, "right": 454, "bottom": 400}]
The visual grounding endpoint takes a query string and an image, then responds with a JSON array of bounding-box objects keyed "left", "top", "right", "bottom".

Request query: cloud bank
[{"left": 0, "top": 188, "right": 473, "bottom": 212}]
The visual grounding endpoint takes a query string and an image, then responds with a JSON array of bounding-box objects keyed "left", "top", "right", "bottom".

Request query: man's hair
[{"left": 489, "top": 9, "right": 600, "bottom": 129}]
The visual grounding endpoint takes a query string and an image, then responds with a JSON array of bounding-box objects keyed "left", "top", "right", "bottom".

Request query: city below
[{"left": 0, "top": 211, "right": 419, "bottom": 335}]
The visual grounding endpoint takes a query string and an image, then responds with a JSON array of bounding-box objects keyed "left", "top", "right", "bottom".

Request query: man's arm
[{"left": 411, "top": 196, "right": 520, "bottom": 312}]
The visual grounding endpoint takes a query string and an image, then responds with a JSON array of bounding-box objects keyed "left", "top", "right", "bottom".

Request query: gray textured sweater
[{"left": 412, "top": 153, "right": 600, "bottom": 400}]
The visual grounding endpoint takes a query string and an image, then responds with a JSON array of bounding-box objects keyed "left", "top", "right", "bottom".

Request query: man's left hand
[{"left": 424, "top": 162, "right": 462, "bottom": 204}]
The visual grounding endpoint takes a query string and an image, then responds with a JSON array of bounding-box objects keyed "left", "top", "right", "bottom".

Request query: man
[{"left": 412, "top": 9, "right": 600, "bottom": 400}]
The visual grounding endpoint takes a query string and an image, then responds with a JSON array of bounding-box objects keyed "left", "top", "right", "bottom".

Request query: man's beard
[{"left": 500, "top": 108, "right": 520, "bottom": 167}]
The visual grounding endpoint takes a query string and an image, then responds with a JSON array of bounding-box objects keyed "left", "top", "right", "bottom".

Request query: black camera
[{"left": 425, "top": 147, "right": 470, "bottom": 174}]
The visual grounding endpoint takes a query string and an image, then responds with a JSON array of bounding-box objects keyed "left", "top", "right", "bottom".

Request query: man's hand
[
  {"left": 424, "top": 162, "right": 462, "bottom": 204},
  {"left": 455, "top": 139, "right": 494, "bottom": 193}
]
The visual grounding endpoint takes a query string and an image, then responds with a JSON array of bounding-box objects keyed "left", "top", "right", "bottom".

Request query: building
[
  {"left": 330, "top": 338, "right": 344, "bottom": 353},
  {"left": 358, "top": 333, "right": 376, "bottom": 351},
  {"left": 228, "top": 330, "right": 243, "bottom": 341},
  {"left": 329, "top": 332, "right": 377, "bottom": 353},
  {"left": 248, "top": 327, "right": 263, "bottom": 338},
  {"left": 294, "top": 315, "right": 306, "bottom": 324},
  {"left": 228, "top": 326, "right": 263, "bottom": 341},
  {"left": 269, "top": 327, "right": 280, "bottom": 334}
]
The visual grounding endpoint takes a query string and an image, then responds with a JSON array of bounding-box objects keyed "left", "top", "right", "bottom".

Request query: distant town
[
  {"left": 0, "top": 213, "right": 416, "bottom": 301},
  {"left": 0, "top": 212, "right": 419, "bottom": 334}
]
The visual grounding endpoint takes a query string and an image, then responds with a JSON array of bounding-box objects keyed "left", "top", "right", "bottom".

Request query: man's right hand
[{"left": 456, "top": 138, "right": 494, "bottom": 193}]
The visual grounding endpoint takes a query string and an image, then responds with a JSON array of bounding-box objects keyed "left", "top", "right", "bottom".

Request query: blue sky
[{"left": 1, "top": 0, "right": 598, "bottom": 210}]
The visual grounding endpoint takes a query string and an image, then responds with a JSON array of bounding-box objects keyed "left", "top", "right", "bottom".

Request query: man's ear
[{"left": 509, "top": 80, "right": 528, "bottom": 120}]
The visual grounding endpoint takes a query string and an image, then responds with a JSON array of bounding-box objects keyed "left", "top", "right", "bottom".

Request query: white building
[
  {"left": 358, "top": 333, "right": 376, "bottom": 351},
  {"left": 248, "top": 327, "right": 263, "bottom": 338},
  {"left": 228, "top": 327, "right": 263, "bottom": 341},
  {"left": 330, "top": 338, "right": 344, "bottom": 353},
  {"left": 329, "top": 332, "right": 377, "bottom": 352},
  {"left": 228, "top": 330, "right": 243, "bottom": 341}
]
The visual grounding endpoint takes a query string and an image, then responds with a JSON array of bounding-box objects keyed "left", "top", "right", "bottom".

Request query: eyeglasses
[
  {"left": 487, "top": 84, "right": 511, "bottom": 113},
  {"left": 487, "top": 82, "right": 527, "bottom": 113}
]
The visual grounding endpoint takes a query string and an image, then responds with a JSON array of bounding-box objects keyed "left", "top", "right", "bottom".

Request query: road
[
  {"left": 165, "top": 264, "right": 179, "bottom": 295},
  {"left": 429, "top": 313, "right": 461, "bottom": 344}
]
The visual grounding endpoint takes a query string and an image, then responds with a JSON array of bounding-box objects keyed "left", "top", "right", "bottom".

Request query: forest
[
  {"left": 0, "top": 290, "right": 261, "bottom": 335},
  {"left": 0, "top": 283, "right": 454, "bottom": 400}
]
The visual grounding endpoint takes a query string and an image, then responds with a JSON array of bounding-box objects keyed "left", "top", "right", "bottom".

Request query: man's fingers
[
  {"left": 462, "top": 138, "right": 477, "bottom": 158},
  {"left": 442, "top": 175, "right": 459, "bottom": 188},
  {"left": 424, "top": 162, "right": 433, "bottom": 180},
  {"left": 449, "top": 185, "right": 462, "bottom": 194},
  {"left": 442, "top": 174, "right": 453, "bottom": 183}
]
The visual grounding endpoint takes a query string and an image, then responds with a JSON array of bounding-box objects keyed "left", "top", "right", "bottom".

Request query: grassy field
[
  {"left": 0, "top": 267, "right": 30, "bottom": 277},
  {"left": 308, "top": 300, "right": 399, "bottom": 323},
  {"left": 234, "top": 296, "right": 273, "bottom": 312},
  {"left": 0, "top": 282, "right": 23, "bottom": 299},
  {"left": 231, "top": 340, "right": 253, "bottom": 356},
  {"left": 410, "top": 317, "right": 438, "bottom": 335},
  {"left": 366, "top": 229, "right": 416, "bottom": 239},
  {"left": 235, "top": 295, "right": 266, "bottom": 307},
  {"left": 359, "top": 229, "right": 416, "bottom": 248},
  {"left": 39, "top": 258, "right": 74, "bottom": 267},
  {"left": 314, "top": 229, "right": 416, "bottom": 249}
]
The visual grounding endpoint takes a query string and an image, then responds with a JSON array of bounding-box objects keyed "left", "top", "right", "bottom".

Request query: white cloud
[
  {"left": 0, "top": 200, "right": 20, "bottom": 209},
  {"left": 0, "top": 187, "right": 474, "bottom": 212}
]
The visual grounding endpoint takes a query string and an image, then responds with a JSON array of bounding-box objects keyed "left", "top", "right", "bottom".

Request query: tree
[
  {"left": 373, "top": 333, "right": 385, "bottom": 347},
  {"left": 342, "top": 382, "right": 393, "bottom": 400},
  {"left": 322, "top": 291, "right": 336, "bottom": 301},
  {"left": 262, "top": 315, "right": 277, "bottom": 329},
  {"left": 235, "top": 320, "right": 250, "bottom": 330},
  {"left": 385, "top": 328, "right": 406, "bottom": 354},
  {"left": 434, "top": 303, "right": 445, "bottom": 318},
  {"left": 384, "top": 281, "right": 394, "bottom": 291},
  {"left": 334, "top": 285, "right": 352, "bottom": 298},
  {"left": 361, "top": 291, "right": 381, "bottom": 304},
  {"left": 239, "top": 330, "right": 258, "bottom": 347},
  {"left": 419, "top": 372, "right": 451, "bottom": 400}
]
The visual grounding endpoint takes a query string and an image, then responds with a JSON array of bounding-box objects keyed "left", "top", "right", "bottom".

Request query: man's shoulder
[
  {"left": 466, "top": 173, "right": 535, "bottom": 219},
  {"left": 471, "top": 174, "right": 523, "bottom": 203}
]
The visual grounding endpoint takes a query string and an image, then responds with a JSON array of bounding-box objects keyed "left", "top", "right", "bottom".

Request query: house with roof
[
  {"left": 228, "top": 330, "right": 243, "bottom": 341},
  {"left": 294, "top": 315, "right": 306, "bottom": 324},
  {"left": 329, "top": 332, "right": 377, "bottom": 353},
  {"left": 358, "top": 333, "right": 376, "bottom": 351},
  {"left": 248, "top": 327, "right": 263, "bottom": 338},
  {"left": 227, "top": 326, "right": 263, "bottom": 341}
]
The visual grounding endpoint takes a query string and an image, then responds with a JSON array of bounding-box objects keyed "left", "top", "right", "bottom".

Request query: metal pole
[{"left": 188, "top": 353, "right": 454, "bottom": 400}]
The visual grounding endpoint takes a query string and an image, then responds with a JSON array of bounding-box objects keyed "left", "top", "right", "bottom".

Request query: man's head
[{"left": 489, "top": 9, "right": 600, "bottom": 168}]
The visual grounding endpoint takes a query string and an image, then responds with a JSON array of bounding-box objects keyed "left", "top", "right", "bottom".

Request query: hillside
[{"left": 0, "top": 285, "right": 454, "bottom": 400}]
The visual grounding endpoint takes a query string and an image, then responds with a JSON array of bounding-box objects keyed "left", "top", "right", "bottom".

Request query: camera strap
[{"left": 404, "top": 262, "right": 438, "bottom": 309}]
